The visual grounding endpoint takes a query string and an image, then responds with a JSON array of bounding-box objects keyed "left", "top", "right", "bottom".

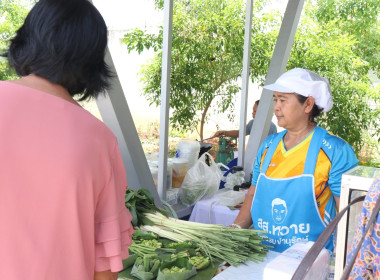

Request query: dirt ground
[{"left": 80, "top": 99, "right": 221, "bottom": 159}]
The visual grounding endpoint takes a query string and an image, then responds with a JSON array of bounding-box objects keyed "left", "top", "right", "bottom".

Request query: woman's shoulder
[
  {"left": 256, "top": 131, "right": 284, "bottom": 156},
  {"left": 322, "top": 129, "right": 351, "bottom": 150},
  {"left": 261, "top": 132, "right": 279, "bottom": 148},
  {"left": 3, "top": 80, "right": 117, "bottom": 148},
  {"left": 320, "top": 129, "right": 357, "bottom": 163},
  {"left": 72, "top": 106, "right": 117, "bottom": 144}
]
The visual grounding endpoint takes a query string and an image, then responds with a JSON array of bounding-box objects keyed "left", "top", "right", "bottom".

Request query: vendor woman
[{"left": 233, "top": 68, "right": 358, "bottom": 253}]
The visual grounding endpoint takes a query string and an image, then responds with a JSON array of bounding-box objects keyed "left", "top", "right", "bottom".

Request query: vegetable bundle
[
  {"left": 124, "top": 230, "right": 212, "bottom": 280},
  {"left": 125, "top": 188, "right": 269, "bottom": 269},
  {"left": 131, "top": 255, "right": 161, "bottom": 280},
  {"left": 140, "top": 212, "right": 270, "bottom": 267}
]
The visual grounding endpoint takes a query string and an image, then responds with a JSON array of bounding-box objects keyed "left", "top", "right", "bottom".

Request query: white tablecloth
[
  {"left": 212, "top": 251, "right": 281, "bottom": 280},
  {"left": 188, "top": 190, "right": 241, "bottom": 226}
]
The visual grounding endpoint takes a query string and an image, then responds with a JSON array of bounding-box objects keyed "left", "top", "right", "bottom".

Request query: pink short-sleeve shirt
[{"left": 0, "top": 82, "right": 133, "bottom": 279}]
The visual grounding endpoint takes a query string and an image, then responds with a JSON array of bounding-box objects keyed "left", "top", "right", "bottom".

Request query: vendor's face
[
  {"left": 273, "top": 91, "right": 308, "bottom": 130},
  {"left": 252, "top": 103, "right": 258, "bottom": 119}
]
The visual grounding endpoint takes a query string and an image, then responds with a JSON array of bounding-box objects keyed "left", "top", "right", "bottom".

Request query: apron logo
[{"left": 272, "top": 198, "right": 287, "bottom": 224}]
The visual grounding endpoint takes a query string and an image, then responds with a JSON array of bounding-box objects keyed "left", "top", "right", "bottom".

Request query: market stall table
[
  {"left": 188, "top": 189, "right": 244, "bottom": 226},
  {"left": 212, "top": 251, "right": 280, "bottom": 280}
]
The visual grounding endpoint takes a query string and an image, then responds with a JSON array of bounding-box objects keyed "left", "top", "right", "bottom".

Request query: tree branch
[{"left": 200, "top": 98, "right": 213, "bottom": 140}]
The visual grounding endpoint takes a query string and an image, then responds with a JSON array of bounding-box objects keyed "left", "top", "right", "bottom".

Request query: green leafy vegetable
[
  {"left": 157, "top": 258, "right": 197, "bottom": 280},
  {"left": 133, "top": 229, "right": 159, "bottom": 240},
  {"left": 189, "top": 255, "right": 210, "bottom": 270},
  {"left": 125, "top": 188, "right": 170, "bottom": 227}
]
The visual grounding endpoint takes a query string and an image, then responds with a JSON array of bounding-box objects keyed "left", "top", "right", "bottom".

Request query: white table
[
  {"left": 188, "top": 189, "right": 242, "bottom": 226},
  {"left": 212, "top": 251, "right": 280, "bottom": 280}
]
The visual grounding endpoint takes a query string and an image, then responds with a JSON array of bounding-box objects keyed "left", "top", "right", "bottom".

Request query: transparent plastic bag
[
  {"left": 179, "top": 152, "right": 227, "bottom": 206},
  {"left": 224, "top": 170, "right": 245, "bottom": 189}
]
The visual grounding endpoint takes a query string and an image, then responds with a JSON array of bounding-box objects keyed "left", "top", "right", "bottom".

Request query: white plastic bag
[
  {"left": 224, "top": 170, "right": 245, "bottom": 189},
  {"left": 175, "top": 139, "right": 200, "bottom": 169},
  {"left": 179, "top": 152, "right": 227, "bottom": 206}
]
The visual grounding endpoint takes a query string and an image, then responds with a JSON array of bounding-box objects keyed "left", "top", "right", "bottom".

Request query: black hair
[
  {"left": 295, "top": 94, "right": 323, "bottom": 123},
  {"left": 5, "top": 0, "right": 112, "bottom": 101}
]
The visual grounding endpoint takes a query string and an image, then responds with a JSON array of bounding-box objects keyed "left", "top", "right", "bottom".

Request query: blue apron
[{"left": 251, "top": 127, "right": 333, "bottom": 252}]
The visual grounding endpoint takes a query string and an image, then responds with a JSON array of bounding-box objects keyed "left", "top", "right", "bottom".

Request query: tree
[
  {"left": 0, "top": 0, "right": 33, "bottom": 80},
  {"left": 313, "top": 0, "right": 380, "bottom": 74},
  {"left": 123, "top": 0, "right": 379, "bottom": 161},
  {"left": 287, "top": 0, "right": 379, "bottom": 156},
  {"left": 123, "top": 0, "right": 279, "bottom": 139}
]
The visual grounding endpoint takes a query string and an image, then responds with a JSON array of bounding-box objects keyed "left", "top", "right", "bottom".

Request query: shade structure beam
[
  {"left": 243, "top": 0, "right": 305, "bottom": 181},
  {"left": 96, "top": 48, "right": 162, "bottom": 207}
]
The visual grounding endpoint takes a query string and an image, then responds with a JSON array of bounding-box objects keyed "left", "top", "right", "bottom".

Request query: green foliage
[
  {"left": 359, "top": 131, "right": 380, "bottom": 168},
  {"left": 123, "top": 29, "right": 162, "bottom": 54},
  {"left": 0, "top": 57, "right": 15, "bottom": 80},
  {"left": 0, "top": 0, "right": 34, "bottom": 80},
  {"left": 287, "top": 0, "right": 380, "bottom": 154},
  {"left": 313, "top": 0, "right": 380, "bottom": 73}
]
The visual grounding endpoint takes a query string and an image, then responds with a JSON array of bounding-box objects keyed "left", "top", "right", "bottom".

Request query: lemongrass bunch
[{"left": 138, "top": 212, "right": 269, "bottom": 266}]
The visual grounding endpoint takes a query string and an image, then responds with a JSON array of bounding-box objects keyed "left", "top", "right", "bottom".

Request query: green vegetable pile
[
  {"left": 123, "top": 188, "right": 269, "bottom": 279},
  {"left": 157, "top": 258, "right": 197, "bottom": 280},
  {"left": 131, "top": 255, "right": 161, "bottom": 280},
  {"left": 162, "top": 266, "right": 187, "bottom": 273},
  {"left": 189, "top": 256, "right": 210, "bottom": 270},
  {"left": 124, "top": 230, "right": 212, "bottom": 280},
  {"left": 141, "top": 212, "right": 270, "bottom": 266}
]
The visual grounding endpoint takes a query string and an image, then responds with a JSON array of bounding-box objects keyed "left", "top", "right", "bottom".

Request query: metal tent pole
[
  {"left": 157, "top": 0, "right": 174, "bottom": 201},
  {"left": 95, "top": 49, "right": 162, "bottom": 207},
  {"left": 237, "top": 0, "right": 255, "bottom": 167},
  {"left": 243, "top": 0, "right": 305, "bottom": 181}
]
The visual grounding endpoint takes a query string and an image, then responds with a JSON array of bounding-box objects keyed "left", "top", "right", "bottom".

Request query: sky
[
  {"left": 92, "top": 0, "right": 164, "bottom": 129},
  {"left": 93, "top": 0, "right": 162, "bottom": 30}
]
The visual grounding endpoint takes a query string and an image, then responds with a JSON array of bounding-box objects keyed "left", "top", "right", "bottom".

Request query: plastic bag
[
  {"left": 175, "top": 139, "right": 200, "bottom": 169},
  {"left": 224, "top": 170, "right": 245, "bottom": 189},
  {"left": 179, "top": 152, "right": 227, "bottom": 206}
]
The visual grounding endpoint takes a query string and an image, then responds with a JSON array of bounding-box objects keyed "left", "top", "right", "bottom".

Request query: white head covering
[{"left": 263, "top": 68, "right": 333, "bottom": 112}]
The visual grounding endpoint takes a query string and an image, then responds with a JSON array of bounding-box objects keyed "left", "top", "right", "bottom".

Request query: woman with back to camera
[
  {"left": 0, "top": 0, "right": 134, "bottom": 279},
  {"left": 232, "top": 68, "right": 358, "bottom": 253}
]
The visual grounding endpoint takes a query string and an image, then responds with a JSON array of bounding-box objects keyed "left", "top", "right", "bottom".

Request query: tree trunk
[{"left": 200, "top": 98, "right": 213, "bottom": 140}]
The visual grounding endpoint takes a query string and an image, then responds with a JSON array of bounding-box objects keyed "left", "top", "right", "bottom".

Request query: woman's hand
[
  {"left": 233, "top": 185, "right": 256, "bottom": 229},
  {"left": 213, "top": 130, "right": 225, "bottom": 138},
  {"left": 213, "top": 130, "right": 240, "bottom": 138}
]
